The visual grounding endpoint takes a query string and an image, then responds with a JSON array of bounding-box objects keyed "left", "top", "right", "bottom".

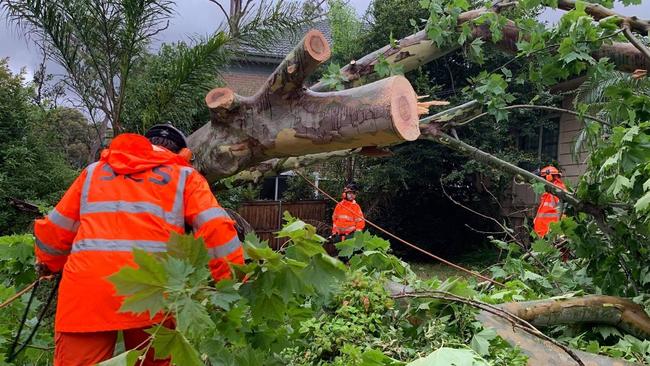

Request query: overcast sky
[
  {"left": 0, "top": 0, "right": 647, "bottom": 80},
  {"left": 0, "top": 0, "right": 370, "bottom": 79}
]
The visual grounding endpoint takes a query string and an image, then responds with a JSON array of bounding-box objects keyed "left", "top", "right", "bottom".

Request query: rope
[
  {"left": 7, "top": 275, "right": 60, "bottom": 362},
  {"left": 0, "top": 281, "right": 38, "bottom": 310},
  {"left": 0, "top": 275, "right": 56, "bottom": 310},
  {"left": 294, "top": 171, "right": 504, "bottom": 287}
]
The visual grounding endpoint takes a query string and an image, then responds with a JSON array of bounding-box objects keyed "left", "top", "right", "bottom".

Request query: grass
[{"left": 408, "top": 245, "right": 501, "bottom": 281}]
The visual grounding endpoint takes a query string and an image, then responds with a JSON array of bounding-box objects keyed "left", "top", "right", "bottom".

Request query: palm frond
[
  {"left": 229, "top": 0, "right": 324, "bottom": 52},
  {"left": 123, "top": 31, "right": 231, "bottom": 132}
]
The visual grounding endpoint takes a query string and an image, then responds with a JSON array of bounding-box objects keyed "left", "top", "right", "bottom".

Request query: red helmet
[{"left": 540, "top": 165, "right": 561, "bottom": 182}]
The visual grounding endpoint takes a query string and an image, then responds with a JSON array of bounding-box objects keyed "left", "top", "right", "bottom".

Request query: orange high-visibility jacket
[
  {"left": 34, "top": 134, "right": 244, "bottom": 333},
  {"left": 332, "top": 200, "right": 365, "bottom": 235},
  {"left": 533, "top": 178, "right": 567, "bottom": 237}
]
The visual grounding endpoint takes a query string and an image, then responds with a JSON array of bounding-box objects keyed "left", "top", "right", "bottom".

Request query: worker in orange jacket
[
  {"left": 34, "top": 124, "right": 244, "bottom": 366},
  {"left": 331, "top": 182, "right": 365, "bottom": 242},
  {"left": 533, "top": 165, "right": 567, "bottom": 237}
]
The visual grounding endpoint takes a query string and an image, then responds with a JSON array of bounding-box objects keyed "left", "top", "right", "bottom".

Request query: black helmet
[
  {"left": 344, "top": 182, "right": 360, "bottom": 192},
  {"left": 145, "top": 123, "right": 188, "bottom": 153}
]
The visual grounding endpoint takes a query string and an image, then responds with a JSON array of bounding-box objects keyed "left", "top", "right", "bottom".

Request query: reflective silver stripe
[
  {"left": 35, "top": 238, "right": 71, "bottom": 256},
  {"left": 72, "top": 239, "right": 168, "bottom": 253},
  {"left": 334, "top": 214, "right": 354, "bottom": 221},
  {"left": 207, "top": 234, "right": 242, "bottom": 259},
  {"left": 83, "top": 200, "right": 167, "bottom": 219},
  {"left": 354, "top": 218, "right": 364, "bottom": 222},
  {"left": 193, "top": 207, "right": 230, "bottom": 231},
  {"left": 537, "top": 213, "right": 561, "bottom": 218},
  {"left": 48, "top": 208, "right": 80, "bottom": 232},
  {"left": 79, "top": 163, "right": 191, "bottom": 227},
  {"left": 170, "top": 167, "right": 192, "bottom": 226},
  {"left": 335, "top": 225, "right": 355, "bottom": 232},
  {"left": 543, "top": 201, "right": 558, "bottom": 208},
  {"left": 80, "top": 162, "right": 100, "bottom": 211}
]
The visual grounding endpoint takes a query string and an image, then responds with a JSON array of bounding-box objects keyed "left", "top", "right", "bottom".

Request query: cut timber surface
[
  {"left": 477, "top": 311, "right": 639, "bottom": 366},
  {"left": 188, "top": 29, "right": 420, "bottom": 182},
  {"left": 477, "top": 295, "right": 650, "bottom": 366}
]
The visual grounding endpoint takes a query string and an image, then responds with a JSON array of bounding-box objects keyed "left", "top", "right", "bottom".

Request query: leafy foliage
[
  {"left": 0, "top": 60, "right": 77, "bottom": 233},
  {"left": 0, "top": 235, "right": 53, "bottom": 365},
  {"left": 327, "top": 0, "right": 363, "bottom": 64},
  {"left": 2, "top": 0, "right": 176, "bottom": 135},
  {"left": 101, "top": 217, "right": 532, "bottom": 365},
  {"left": 121, "top": 33, "right": 230, "bottom": 134}
]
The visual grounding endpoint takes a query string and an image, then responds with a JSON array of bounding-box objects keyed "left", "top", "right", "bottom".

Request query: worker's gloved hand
[{"left": 34, "top": 263, "right": 53, "bottom": 278}]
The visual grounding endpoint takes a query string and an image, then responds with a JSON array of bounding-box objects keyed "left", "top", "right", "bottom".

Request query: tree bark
[
  {"left": 557, "top": 0, "right": 650, "bottom": 36},
  {"left": 310, "top": 7, "right": 650, "bottom": 93},
  {"left": 188, "top": 6, "right": 649, "bottom": 182},
  {"left": 498, "top": 295, "right": 650, "bottom": 340},
  {"left": 477, "top": 309, "right": 639, "bottom": 366},
  {"left": 188, "top": 30, "right": 421, "bottom": 182},
  {"left": 214, "top": 149, "right": 360, "bottom": 190},
  {"left": 476, "top": 295, "right": 650, "bottom": 365}
]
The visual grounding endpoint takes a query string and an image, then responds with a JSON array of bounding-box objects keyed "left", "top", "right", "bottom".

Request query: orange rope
[
  {"left": 0, "top": 275, "right": 56, "bottom": 310},
  {"left": 295, "top": 171, "right": 504, "bottom": 287}
]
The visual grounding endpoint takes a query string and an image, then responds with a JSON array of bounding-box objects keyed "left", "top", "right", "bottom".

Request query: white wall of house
[{"left": 557, "top": 99, "right": 588, "bottom": 184}]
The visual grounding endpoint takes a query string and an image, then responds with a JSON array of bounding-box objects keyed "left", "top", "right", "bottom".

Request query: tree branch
[
  {"left": 454, "top": 104, "right": 611, "bottom": 127},
  {"left": 622, "top": 24, "right": 650, "bottom": 63},
  {"left": 392, "top": 290, "right": 585, "bottom": 365},
  {"left": 557, "top": 0, "right": 650, "bottom": 36}
]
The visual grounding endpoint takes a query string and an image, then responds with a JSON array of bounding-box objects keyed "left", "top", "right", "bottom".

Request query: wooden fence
[{"left": 237, "top": 200, "right": 330, "bottom": 249}]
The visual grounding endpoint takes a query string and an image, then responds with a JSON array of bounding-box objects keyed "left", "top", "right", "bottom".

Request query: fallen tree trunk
[
  {"left": 499, "top": 295, "right": 650, "bottom": 340},
  {"left": 477, "top": 310, "right": 639, "bottom": 366},
  {"left": 188, "top": 30, "right": 420, "bottom": 182},
  {"left": 214, "top": 149, "right": 360, "bottom": 190},
  {"left": 188, "top": 5, "right": 649, "bottom": 181},
  {"left": 387, "top": 285, "right": 643, "bottom": 366},
  {"left": 478, "top": 295, "right": 650, "bottom": 365},
  {"left": 557, "top": 0, "right": 650, "bottom": 36},
  {"left": 223, "top": 101, "right": 482, "bottom": 187},
  {"left": 310, "top": 6, "right": 650, "bottom": 92}
]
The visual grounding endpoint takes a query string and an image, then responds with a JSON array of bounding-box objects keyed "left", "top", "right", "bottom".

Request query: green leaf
[
  {"left": 360, "top": 349, "right": 404, "bottom": 365},
  {"left": 277, "top": 219, "right": 307, "bottom": 237},
  {"left": 285, "top": 239, "right": 327, "bottom": 262},
  {"left": 531, "top": 239, "right": 555, "bottom": 254},
  {"left": 452, "top": 0, "right": 470, "bottom": 11},
  {"left": 622, "top": 126, "right": 640, "bottom": 142},
  {"left": 163, "top": 257, "right": 195, "bottom": 290},
  {"left": 374, "top": 55, "right": 392, "bottom": 78},
  {"left": 174, "top": 295, "right": 215, "bottom": 337},
  {"left": 166, "top": 233, "right": 209, "bottom": 268},
  {"left": 243, "top": 240, "right": 281, "bottom": 262},
  {"left": 469, "top": 39, "right": 485, "bottom": 64},
  {"left": 336, "top": 238, "right": 359, "bottom": 257},
  {"left": 303, "top": 254, "right": 346, "bottom": 296},
  {"left": 273, "top": 264, "right": 310, "bottom": 302},
  {"left": 635, "top": 191, "right": 650, "bottom": 212},
  {"left": 119, "top": 287, "right": 167, "bottom": 316},
  {"left": 407, "top": 347, "right": 488, "bottom": 365},
  {"left": 96, "top": 350, "right": 143, "bottom": 366},
  {"left": 608, "top": 175, "right": 631, "bottom": 197},
  {"left": 149, "top": 326, "right": 203, "bottom": 366},
  {"left": 108, "top": 249, "right": 168, "bottom": 316},
  {"left": 251, "top": 293, "right": 285, "bottom": 322},
  {"left": 210, "top": 279, "right": 241, "bottom": 310},
  {"left": 470, "top": 328, "right": 497, "bottom": 356},
  {"left": 532, "top": 181, "right": 546, "bottom": 195}
]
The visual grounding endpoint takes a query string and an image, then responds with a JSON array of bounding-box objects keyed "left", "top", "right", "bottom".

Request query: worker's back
[{"left": 35, "top": 133, "right": 241, "bottom": 332}]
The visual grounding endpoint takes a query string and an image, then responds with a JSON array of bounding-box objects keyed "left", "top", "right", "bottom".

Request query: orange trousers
[{"left": 54, "top": 326, "right": 171, "bottom": 366}]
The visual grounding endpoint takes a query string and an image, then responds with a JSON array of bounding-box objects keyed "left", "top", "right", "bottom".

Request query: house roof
[{"left": 234, "top": 19, "right": 332, "bottom": 63}]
